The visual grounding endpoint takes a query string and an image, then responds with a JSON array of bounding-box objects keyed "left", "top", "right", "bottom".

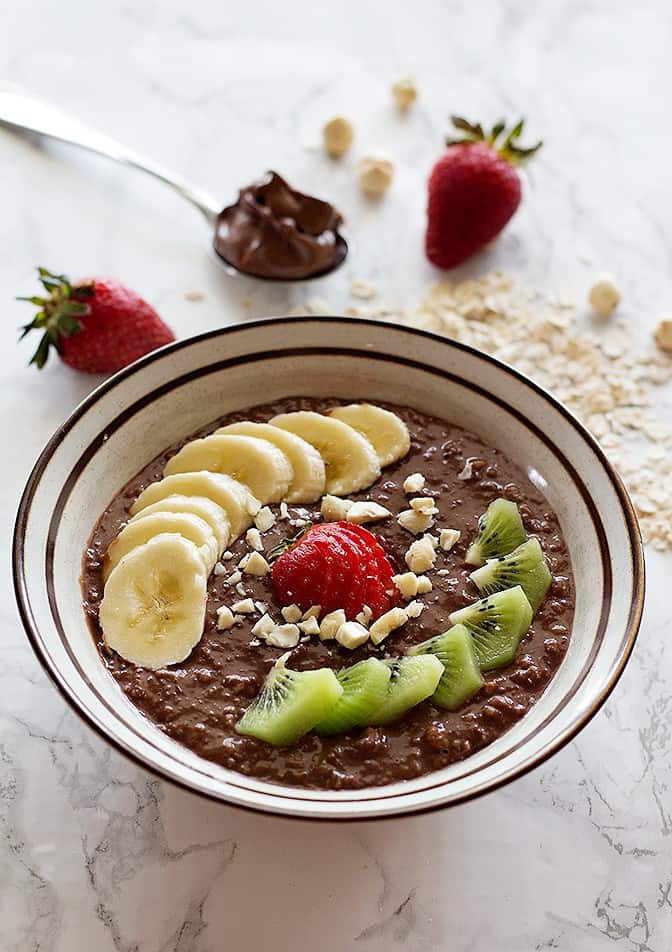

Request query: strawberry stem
[{"left": 446, "top": 116, "right": 542, "bottom": 166}]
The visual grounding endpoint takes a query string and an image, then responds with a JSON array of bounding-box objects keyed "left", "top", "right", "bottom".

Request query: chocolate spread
[
  {"left": 82, "top": 399, "right": 575, "bottom": 790},
  {"left": 213, "top": 172, "right": 347, "bottom": 279}
]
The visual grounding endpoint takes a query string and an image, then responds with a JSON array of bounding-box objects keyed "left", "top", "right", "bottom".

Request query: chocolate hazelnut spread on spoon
[
  {"left": 0, "top": 91, "right": 347, "bottom": 281},
  {"left": 213, "top": 171, "right": 347, "bottom": 280}
]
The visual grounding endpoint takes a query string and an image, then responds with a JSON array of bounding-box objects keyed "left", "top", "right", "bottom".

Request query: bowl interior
[{"left": 15, "top": 318, "right": 643, "bottom": 818}]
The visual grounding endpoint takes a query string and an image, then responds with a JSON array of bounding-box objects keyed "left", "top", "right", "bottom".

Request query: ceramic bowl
[{"left": 13, "top": 318, "right": 644, "bottom": 820}]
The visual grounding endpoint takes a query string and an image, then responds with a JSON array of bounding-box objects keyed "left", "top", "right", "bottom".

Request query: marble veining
[{"left": 1, "top": 0, "right": 671, "bottom": 949}]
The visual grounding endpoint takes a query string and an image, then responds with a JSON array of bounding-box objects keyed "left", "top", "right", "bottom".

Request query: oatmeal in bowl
[
  {"left": 85, "top": 399, "right": 574, "bottom": 790},
  {"left": 13, "top": 318, "right": 643, "bottom": 818}
]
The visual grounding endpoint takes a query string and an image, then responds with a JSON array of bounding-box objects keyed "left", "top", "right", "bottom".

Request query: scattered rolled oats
[
  {"left": 351, "top": 279, "right": 377, "bottom": 300},
  {"left": 405, "top": 272, "right": 671, "bottom": 550}
]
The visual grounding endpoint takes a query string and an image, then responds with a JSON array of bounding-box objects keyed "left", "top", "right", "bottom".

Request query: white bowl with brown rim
[{"left": 13, "top": 317, "right": 645, "bottom": 820}]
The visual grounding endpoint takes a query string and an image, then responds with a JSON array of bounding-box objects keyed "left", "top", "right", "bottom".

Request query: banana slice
[
  {"left": 103, "top": 511, "right": 218, "bottom": 582},
  {"left": 216, "top": 422, "right": 326, "bottom": 503},
  {"left": 130, "top": 472, "right": 259, "bottom": 540},
  {"left": 128, "top": 494, "right": 230, "bottom": 554},
  {"left": 99, "top": 533, "right": 208, "bottom": 669},
  {"left": 270, "top": 411, "right": 381, "bottom": 496},
  {"left": 328, "top": 404, "right": 410, "bottom": 467},
  {"left": 164, "top": 435, "right": 292, "bottom": 504}
]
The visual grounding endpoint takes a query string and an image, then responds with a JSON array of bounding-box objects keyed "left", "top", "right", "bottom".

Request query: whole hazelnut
[
  {"left": 358, "top": 155, "right": 394, "bottom": 198},
  {"left": 322, "top": 116, "right": 354, "bottom": 158},
  {"left": 654, "top": 318, "right": 672, "bottom": 353},
  {"left": 392, "top": 77, "right": 418, "bottom": 112},
  {"left": 588, "top": 274, "right": 621, "bottom": 316}
]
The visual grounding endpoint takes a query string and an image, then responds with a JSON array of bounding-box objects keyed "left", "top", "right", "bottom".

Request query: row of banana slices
[{"left": 99, "top": 405, "right": 411, "bottom": 669}]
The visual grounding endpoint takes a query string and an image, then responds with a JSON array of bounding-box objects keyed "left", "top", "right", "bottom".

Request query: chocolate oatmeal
[{"left": 82, "top": 399, "right": 574, "bottom": 790}]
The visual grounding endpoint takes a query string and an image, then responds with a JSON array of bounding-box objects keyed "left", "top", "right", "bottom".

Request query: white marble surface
[{"left": 1, "top": 1, "right": 671, "bottom": 949}]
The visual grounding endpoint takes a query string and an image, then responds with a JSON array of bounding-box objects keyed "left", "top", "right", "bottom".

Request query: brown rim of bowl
[{"left": 12, "top": 317, "right": 646, "bottom": 820}]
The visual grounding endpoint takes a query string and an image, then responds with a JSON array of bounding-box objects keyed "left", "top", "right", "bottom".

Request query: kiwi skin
[
  {"left": 314, "top": 658, "right": 392, "bottom": 736},
  {"left": 408, "top": 624, "right": 484, "bottom": 711},
  {"left": 449, "top": 585, "right": 533, "bottom": 671},
  {"left": 465, "top": 498, "right": 527, "bottom": 566},
  {"left": 469, "top": 537, "right": 552, "bottom": 613}
]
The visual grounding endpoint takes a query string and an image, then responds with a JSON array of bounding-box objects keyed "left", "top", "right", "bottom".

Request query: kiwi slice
[
  {"left": 469, "top": 537, "right": 552, "bottom": 613},
  {"left": 465, "top": 498, "right": 527, "bottom": 566},
  {"left": 408, "top": 625, "right": 484, "bottom": 710},
  {"left": 369, "top": 655, "right": 444, "bottom": 725},
  {"left": 314, "top": 658, "right": 392, "bottom": 735},
  {"left": 236, "top": 655, "right": 343, "bottom": 746},
  {"left": 449, "top": 586, "right": 533, "bottom": 670}
]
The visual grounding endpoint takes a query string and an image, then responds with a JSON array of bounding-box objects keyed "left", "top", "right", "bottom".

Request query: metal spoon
[{"left": 0, "top": 86, "right": 348, "bottom": 280}]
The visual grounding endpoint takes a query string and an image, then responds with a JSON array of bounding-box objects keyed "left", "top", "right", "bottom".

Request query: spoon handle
[{"left": 0, "top": 86, "right": 220, "bottom": 223}]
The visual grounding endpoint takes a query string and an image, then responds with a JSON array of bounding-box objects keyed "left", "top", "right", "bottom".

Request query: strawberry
[
  {"left": 18, "top": 267, "right": 175, "bottom": 374},
  {"left": 425, "top": 117, "right": 542, "bottom": 269},
  {"left": 270, "top": 522, "right": 400, "bottom": 621}
]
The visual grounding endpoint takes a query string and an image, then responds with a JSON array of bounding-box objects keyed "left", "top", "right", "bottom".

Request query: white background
[{"left": 1, "top": 1, "right": 671, "bottom": 949}]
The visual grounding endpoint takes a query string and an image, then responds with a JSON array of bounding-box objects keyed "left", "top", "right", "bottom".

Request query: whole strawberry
[
  {"left": 18, "top": 267, "right": 175, "bottom": 373},
  {"left": 425, "top": 117, "right": 542, "bottom": 269}
]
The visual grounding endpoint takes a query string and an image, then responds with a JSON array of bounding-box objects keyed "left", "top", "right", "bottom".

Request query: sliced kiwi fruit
[
  {"left": 469, "top": 537, "right": 552, "bottom": 613},
  {"left": 465, "top": 498, "right": 527, "bottom": 566},
  {"left": 408, "top": 625, "right": 484, "bottom": 710},
  {"left": 236, "top": 654, "right": 343, "bottom": 746},
  {"left": 368, "top": 655, "right": 444, "bottom": 726},
  {"left": 449, "top": 586, "right": 533, "bottom": 670},
  {"left": 314, "top": 658, "right": 392, "bottom": 735}
]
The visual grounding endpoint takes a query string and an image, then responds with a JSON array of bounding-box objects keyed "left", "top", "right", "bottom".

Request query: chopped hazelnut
[
  {"left": 346, "top": 501, "right": 392, "bottom": 524},
  {"left": 369, "top": 607, "right": 409, "bottom": 645}
]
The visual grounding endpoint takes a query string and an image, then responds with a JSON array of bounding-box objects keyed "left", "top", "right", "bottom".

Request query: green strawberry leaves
[{"left": 16, "top": 267, "right": 93, "bottom": 369}]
